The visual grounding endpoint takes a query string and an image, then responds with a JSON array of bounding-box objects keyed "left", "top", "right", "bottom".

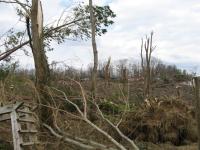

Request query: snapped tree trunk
[
  {"left": 89, "top": 0, "right": 98, "bottom": 97},
  {"left": 145, "top": 60, "right": 151, "bottom": 97},
  {"left": 141, "top": 32, "right": 155, "bottom": 98},
  {"left": 104, "top": 57, "right": 111, "bottom": 86},
  {"left": 31, "top": 0, "right": 52, "bottom": 125}
]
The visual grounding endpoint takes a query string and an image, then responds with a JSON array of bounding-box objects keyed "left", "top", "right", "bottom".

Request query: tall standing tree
[
  {"left": 89, "top": 0, "right": 98, "bottom": 97},
  {"left": 30, "top": 0, "right": 52, "bottom": 124}
]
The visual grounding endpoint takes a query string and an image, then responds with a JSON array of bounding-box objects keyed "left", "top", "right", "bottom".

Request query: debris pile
[{"left": 119, "top": 98, "right": 197, "bottom": 145}]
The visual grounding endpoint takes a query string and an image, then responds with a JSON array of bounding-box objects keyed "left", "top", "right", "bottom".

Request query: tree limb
[
  {"left": 51, "top": 85, "right": 127, "bottom": 150},
  {"left": 0, "top": 41, "right": 29, "bottom": 61},
  {"left": 95, "top": 104, "right": 139, "bottom": 150},
  {"left": 44, "top": 18, "right": 85, "bottom": 37},
  {"left": 0, "top": 18, "right": 85, "bottom": 61},
  {"left": 0, "top": 0, "right": 30, "bottom": 16},
  {"left": 0, "top": 0, "right": 16, "bottom": 4},
  {"left": 43, "top": 123, "right": 96, "bottom": 150}
]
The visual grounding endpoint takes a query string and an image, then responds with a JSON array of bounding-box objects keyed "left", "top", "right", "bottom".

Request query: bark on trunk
[
  {"left": 31, "top": 0, "right": 52, "bottom": 125},
  {"left": 89, "top": 0, "right": 98, "bottom": 97}
]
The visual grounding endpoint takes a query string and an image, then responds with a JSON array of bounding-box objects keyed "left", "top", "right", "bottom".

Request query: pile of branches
[{"left": 119, "top": 98, "right": 197, "bottom": 146}]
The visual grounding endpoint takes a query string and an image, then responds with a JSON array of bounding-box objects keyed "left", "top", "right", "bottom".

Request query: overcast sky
[{"left": 0, "top": 0, "right": 200, "bottom": 72}]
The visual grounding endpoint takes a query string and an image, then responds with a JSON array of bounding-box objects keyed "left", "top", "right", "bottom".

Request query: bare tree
[
  {"left": 141, "top": 31, "right": 156, "bottom": 98},
  {"left": 89, "top": 0, "right": 98, "bottom": 97}
]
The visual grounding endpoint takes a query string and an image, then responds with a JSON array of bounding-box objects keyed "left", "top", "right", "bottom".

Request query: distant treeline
[{"left": 0, "top": 58, "right": 192, "bottom": 83}]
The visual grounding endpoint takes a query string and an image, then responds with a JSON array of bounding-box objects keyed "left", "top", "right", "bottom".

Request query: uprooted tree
[{"left": 0, "top": 0, "right": 116, "bottom": 125}]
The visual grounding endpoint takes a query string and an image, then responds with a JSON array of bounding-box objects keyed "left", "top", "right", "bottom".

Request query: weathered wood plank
[
  {"left": 23, "top": 107, "right": 39, "bottom": 146},
  {"left": 19, "top": 129, "right": 38, "bottom": 133},
  {"left": 0, "top": 105, "right": 16, "bottom": 115},
  {"left": 0, "top": 102, "right": 23, "bottom": 115},
  {"left": 1, "top": 102, "right": 39, "bottom": 150},
  {"left": 18, "top": 118, "right": 35, "bottom": 123},
  {"left": 0, "top": 113, "right": 11, "bottom": 121},
  {"left": 21, "top": 142, "right": 40, "bottom": 146},
  {"left": 11, "top": 111, "right": 22, "bottom": 150}
]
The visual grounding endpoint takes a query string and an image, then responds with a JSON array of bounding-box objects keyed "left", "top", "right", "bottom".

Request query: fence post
[{"left": 194, "top": 77, "right": 200, "bottom": 150}]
